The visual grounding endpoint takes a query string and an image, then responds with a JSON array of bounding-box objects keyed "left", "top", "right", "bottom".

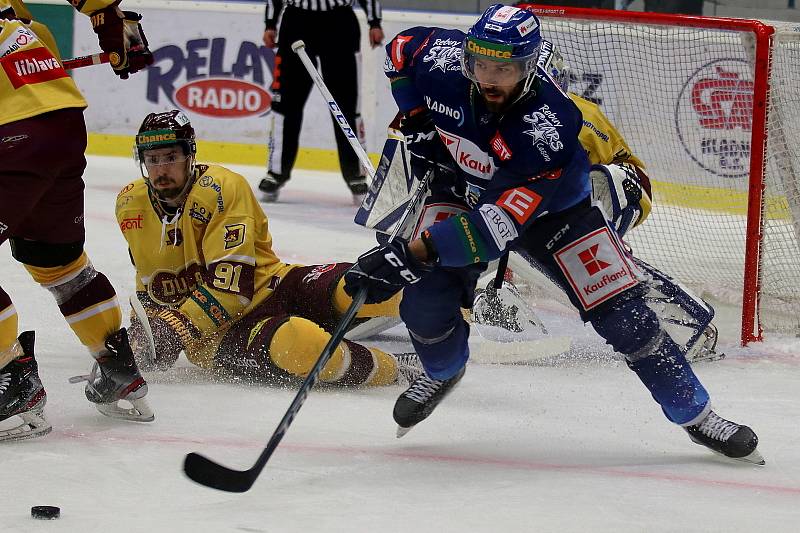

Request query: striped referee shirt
[{"left": 265, "top": 1, "right": 382, "bottom": 29}]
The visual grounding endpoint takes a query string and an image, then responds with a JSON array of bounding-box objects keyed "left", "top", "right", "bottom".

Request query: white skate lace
[
  {"left": 698, "top": 412, "right": 739, "bottom": 442},
  {"left": 0, "top": 372, "right": 10, "bottom": 394},
  {"left": 395, "top": 354, "right": 423, "bottom": 381},
  {"left": 404, "top": 374, "right": 445, "bottom": 403}
]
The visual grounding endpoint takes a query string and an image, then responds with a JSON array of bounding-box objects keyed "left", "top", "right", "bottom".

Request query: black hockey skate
[
  {"left": 685, "top": 410, "right": 764, "bottom": 465},
  {"left": 0, "top": 331, "right": 51, "bottom": 442},
  {"left": 345, "top": 176, "right": 368, "bottom": 206},
  {"left": 393, "top": 366, "right": 465, "bottom": 438},
  {"left": 70, "top": 328, "right": 154, "bottom": 422},
  {"left": 393, "top": 353, "right": 424, "bottom": 385},
  {"left": 259, "top": 174, "right": 288, "bottom": 203}
]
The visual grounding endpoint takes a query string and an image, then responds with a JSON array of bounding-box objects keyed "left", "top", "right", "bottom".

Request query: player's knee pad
[
  {"left": 589, "top": 289, "right": 662, "bottom": 359},
  {"left": 590, "top": 163, "right": 652, "bottom": 237},
  {"left": 10, "top": 238, "right": 84, "bottom": 268},
  {"left": 406, "top": 319, "right": 469, "bottom": 380},
  {"left": 267, "top": 316, "right": 390, "bottom": 385}
]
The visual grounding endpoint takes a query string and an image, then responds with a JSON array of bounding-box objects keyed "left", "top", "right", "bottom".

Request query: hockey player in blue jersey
[{"left": 344, "top": 4, "right": 762, "bottom": 463}]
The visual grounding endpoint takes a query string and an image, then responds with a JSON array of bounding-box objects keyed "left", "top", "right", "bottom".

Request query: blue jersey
[{"left": 385, "top": 27, "right": 592, "bottom": 267}]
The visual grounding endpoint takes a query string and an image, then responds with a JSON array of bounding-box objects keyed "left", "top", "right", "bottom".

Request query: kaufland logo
[
  {"left": 577, "top": 244, "right": 610, "bottom": 275},
  {"left": 147, "top": 38, "right": 274, "bottom": 118},
  {"left": 438, "top": 130, "right": 495, "bottom": 179},
  {"left": 583, "top": 268, "right": 628, "bottom": 296}
]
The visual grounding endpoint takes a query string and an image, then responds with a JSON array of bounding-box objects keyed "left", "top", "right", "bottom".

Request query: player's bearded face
[
  {"left": 474, "top": 58, "right": 523, "bottom": 112},
  {"left": 143, "top": 147, "right": 192, "bottom": 201}
]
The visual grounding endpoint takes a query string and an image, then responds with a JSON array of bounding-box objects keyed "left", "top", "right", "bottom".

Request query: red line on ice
[{"left": 56, "top": 430, "right": 799, "bottom": 496}]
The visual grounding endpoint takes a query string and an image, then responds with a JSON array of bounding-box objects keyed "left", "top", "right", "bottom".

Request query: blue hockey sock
[{"left": 626, "top": 334, "right": 710, "bottom": 425}]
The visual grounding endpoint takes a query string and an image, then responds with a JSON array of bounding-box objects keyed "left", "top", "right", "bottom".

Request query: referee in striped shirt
[{"left": 260, "top": 0, "right": 384, "bottom": 203}]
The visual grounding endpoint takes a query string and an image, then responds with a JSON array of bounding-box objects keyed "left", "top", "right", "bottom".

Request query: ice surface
[{"left": 2, "top": 156, "right": 799, "bottom": 532}]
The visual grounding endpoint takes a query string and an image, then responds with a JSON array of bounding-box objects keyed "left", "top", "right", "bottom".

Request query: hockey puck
[{"left": 31, "top": 506, "right": 60, "bottom": 520}]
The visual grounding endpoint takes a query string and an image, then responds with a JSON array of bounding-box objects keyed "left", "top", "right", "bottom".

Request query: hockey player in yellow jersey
[
  {"left": 119, "top": 110, "right": 419, "bottom": 387},
  {"left": 0, "top": 0, "right": 155, "bottom": 442}
]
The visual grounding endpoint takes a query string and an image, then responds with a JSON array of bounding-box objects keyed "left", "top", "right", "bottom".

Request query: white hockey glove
[{"left": 590, "top": 162, "right": 652, "bottom": 237}]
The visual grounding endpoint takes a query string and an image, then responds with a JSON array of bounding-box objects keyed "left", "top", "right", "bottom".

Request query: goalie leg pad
[{"left": 633, "top": 258, "right": 717, "bottom": 361}]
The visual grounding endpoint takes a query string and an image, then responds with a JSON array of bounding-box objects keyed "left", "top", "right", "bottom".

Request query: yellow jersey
[
  {"left": 116, "top": 164, "right": 297, "bottom": 365},
  {"left": 571, "top": 93, "right": 646, "bottom": 169},
  {"left": 0, "top": 1, "right": 119, "bottom": 126}
]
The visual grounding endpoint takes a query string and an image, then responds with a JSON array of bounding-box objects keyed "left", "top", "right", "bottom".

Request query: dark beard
[
  {"left": 155, "top": 186, "right": 184, "bottom": 201},
  {"left": 480, "top": 84, "right": 523, "bottom": 114}
]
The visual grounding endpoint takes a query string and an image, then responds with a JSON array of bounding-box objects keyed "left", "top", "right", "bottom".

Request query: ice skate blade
[
  {"left": 0, "top": 409, "right": 52, "bottom": 442},
  {"left": 95, "top": 397, "right": 155, "bottom": 422},
  {"left": 261, "top": 192, "right": 279, "bottom": 203},
  {"left": 732, "top": 449, "right": 765, "bottom": 466},
  {"left": 690, "top": 436, "right": 766, "bottom": 465},
  {"left": 396, "top": 425, "right": 413, "bottom": 438}
]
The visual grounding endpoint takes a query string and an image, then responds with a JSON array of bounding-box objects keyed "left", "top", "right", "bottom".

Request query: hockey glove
[
  {"left": 344, "top": 238, "right": 432, "bottom": 304},
  {"left": 144, "top": 308, "right": 201, "bottom": 370},
  {"left": 90, "top": 7, "right": 153, "bottom": 79},
  {"left": 590, "top": 163, "right": 652, "bottom": 237},
  {"left": 400, "top": 110, "right": 442, "bottom": 164}
]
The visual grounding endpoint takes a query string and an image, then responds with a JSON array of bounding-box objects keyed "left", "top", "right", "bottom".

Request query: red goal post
[{"left": 517, "top": 4, "right": 800, "bottom": 344}]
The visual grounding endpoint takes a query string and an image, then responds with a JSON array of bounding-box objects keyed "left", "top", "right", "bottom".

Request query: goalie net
[{"left": 516, "top": 5, "right": 800, "bottom": 344}]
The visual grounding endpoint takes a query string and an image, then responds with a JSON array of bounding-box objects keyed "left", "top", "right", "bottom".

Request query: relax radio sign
[
  {"left": 72, "top": 5, "right": 300, "bottom": 145},
  {"left": 146, "top": 37, "right": 274, "bottom": 119}
]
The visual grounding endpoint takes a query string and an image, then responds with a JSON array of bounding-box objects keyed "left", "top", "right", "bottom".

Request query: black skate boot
[
  {"left": 0, "top": 331, "right": 51, "bottom": 442},
  {"left": 259, "top": 173, "right": 288, "bottom": 202},
  {"left": 70, "top": 328, "right": 154, "bottom": 422},
  {"left": 393, "top": 366, "right": 465, "bottom": 438},
  {"left": 685, "top": 410, "right": 764, "bottom": 465},
  {"left": 345, "top": 176, "right": 368, "bottom": 206},
  {"left": 393, "top": 353, "right": 424, "bottom": 385}
]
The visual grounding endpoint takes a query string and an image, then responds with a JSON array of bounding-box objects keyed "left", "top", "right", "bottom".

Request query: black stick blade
[{"left": 183, "top": 452, "right": 256, "bottom": 493}]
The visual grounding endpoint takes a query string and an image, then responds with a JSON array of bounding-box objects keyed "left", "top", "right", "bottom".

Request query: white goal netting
[{"left": 531, "top": 11, "right": 800, "bottom": 340}]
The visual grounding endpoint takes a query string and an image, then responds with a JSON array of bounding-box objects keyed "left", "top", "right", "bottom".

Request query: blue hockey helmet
[{"left": 461, "top": 4, "right": 542, "bottom": 94}]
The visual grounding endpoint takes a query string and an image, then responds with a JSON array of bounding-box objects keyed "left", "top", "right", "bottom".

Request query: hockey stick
[
  {"left": 62, "top": 52, "right": 109, "bottom": 71},
  {"left": 292, "top": 40, "right": 376, "bottom": 179},
  {"left": 183, "top": 169, "right": 434, "bottom": 492},
  {"left": 129, "top": 294, "right": 157, "bottom": 367}
]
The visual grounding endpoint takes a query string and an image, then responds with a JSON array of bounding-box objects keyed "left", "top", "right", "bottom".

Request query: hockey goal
[{"left": 515, "top": 4, "right": 800, "bottom": 344}]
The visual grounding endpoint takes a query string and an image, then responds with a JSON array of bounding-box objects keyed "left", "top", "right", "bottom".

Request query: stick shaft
[
  {"left": 292, "top": 40, "right": 376, "bottom": 179},
  {"left": 62, "top": 52, "right": 109, "bottom": 71}
]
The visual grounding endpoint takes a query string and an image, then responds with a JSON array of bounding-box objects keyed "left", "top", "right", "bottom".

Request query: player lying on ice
[
  {"left": 468, "top": 40, "right": 723, "bottom": 364},
  {"left": 344, "top": 4, "right": 763, "bottom": 464},
  {"left": 116, "top": 110, "right": 421, "bottom": 388}
]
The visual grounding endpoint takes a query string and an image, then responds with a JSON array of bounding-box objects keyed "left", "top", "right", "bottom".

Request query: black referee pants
[{"left": 268, "top": 6, "right": 363, "bottom": 184}]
